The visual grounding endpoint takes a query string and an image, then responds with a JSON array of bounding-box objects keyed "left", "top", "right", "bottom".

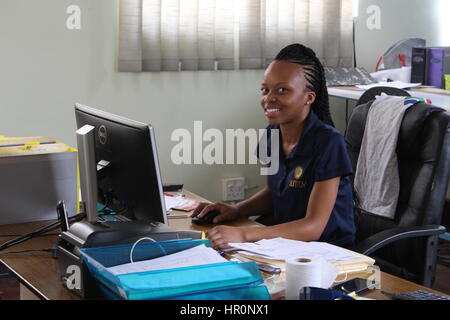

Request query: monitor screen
[{"left": 74, "top": 103, "right": 167, "bottom": 225}]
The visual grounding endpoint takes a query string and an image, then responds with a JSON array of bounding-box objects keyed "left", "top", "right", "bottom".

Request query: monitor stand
[
  {"left": 59, "top": 219, "right": 179, "bottom": 249},
  {"left": 55, "top": 219, "right": 180, "bottom": 298}
]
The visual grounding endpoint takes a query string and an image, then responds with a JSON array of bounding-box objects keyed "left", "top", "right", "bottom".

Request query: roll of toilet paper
[{"left": 285, "top": 256, "right": 339, "bottom": 300}]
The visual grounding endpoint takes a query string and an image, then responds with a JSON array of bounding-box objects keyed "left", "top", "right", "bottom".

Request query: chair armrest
[{"left": 354, "top": 225, "right": 446, "bottom": 256}]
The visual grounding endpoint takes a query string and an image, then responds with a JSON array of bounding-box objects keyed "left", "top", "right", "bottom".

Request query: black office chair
[
  {"left": 343, "top": 87, "right": 410, "bottom": 136},
  {"left": 346, "top": 89, "right": 450, "bottom": 287}
]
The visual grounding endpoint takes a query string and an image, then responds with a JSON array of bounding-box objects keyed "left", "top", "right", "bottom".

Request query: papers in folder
[
  {"left": 107, "top": 245, "right": 228, "bottom": 276},
  {"left": 229, "top": 238, "right": 358, "bottom": 261},
  {"left": 228, "top": 238, "right": 375, "bottom": 274}
]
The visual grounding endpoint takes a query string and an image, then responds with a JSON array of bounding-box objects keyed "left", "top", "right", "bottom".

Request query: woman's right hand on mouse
[{"left": 191, "top": 202, "right": 240, "bottom": 224}]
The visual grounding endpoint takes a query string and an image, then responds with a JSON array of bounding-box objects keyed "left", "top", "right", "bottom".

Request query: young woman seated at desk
[{"left": 191, "top": 44, "right": 356, "bottom": 250}]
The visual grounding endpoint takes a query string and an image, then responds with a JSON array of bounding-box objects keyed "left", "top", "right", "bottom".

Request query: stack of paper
[
  {"left": 229, "top": 238, "right": 359, "bottom": 261},
  {"left": 164, "top": 194, "right": 199, "bottom": 212},
  {"left": 228, "top": 238, "right": 375, "bottom": 275},
  {"left": 108, "top": 245, "right": 228, "bottom": 276}
]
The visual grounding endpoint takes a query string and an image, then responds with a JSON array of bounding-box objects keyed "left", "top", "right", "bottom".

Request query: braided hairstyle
[{"left": 275, "top": 43, "right": 334, "bottom": 127}]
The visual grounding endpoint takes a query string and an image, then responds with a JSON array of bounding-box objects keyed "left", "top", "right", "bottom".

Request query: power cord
[
  {"left": 0, "top": 248, "right": 55, "bottom": 255},
  {"left": 0, "top": 233, "right": 59, "bottom": 238},
  {"left": 0, "top": 213, "right": 85, "bottom": 253}
]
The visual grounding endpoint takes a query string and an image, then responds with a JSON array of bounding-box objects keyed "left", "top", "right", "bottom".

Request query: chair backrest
[
  {"left": 345, "top": 96, "right": 450, "bottom": 284},
  {"left": 348, "top": 101, "right": 450, "bottom": 225},
  {"left": 356, "top": 86, "right": 410, "bottom": 107}
]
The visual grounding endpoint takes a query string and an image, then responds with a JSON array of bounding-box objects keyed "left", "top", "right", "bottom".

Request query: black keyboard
[{"left": 382, "top": 290, "right": 450, "bottom": 300}]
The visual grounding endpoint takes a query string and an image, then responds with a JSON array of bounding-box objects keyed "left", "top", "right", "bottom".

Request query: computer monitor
[{"left": 74, "top": 103, "right": 167, "bottom": 225}]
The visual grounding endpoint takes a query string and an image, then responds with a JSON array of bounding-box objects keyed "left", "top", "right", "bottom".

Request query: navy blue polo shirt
[{"left": 262, "top": 112, "right": 356, "bottom": 248}]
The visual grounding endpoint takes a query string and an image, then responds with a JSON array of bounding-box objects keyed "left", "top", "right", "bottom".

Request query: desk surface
[
  {"left": 0, "top": 190, "right": 447, "bottom": 300},
  {"left": 328, "top": 86, "right": 450, "bottom": 112}
]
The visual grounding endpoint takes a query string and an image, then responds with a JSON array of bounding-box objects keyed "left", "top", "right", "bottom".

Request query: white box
[{"left": 0, "top": 139, "right": 77, "bottom": 225}]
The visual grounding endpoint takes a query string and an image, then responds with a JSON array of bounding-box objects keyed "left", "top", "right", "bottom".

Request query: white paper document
[
  {"left": 108, "top": 245, "right": 228, "bottom": 276},
  {"left": 164, "top": 195, "right": 198, "bottom": 212},
  {"left": 355, "top": 80, "right": 421, "bottom": 90},
  {"left": 228, "top": 238, "right": 360, "bottom": 262},
  {"left": 165, "top": 195, "right": 190, "bottom": 210}
]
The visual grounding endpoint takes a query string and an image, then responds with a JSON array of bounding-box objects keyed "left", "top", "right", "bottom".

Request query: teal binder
[{"left": 80, "top": 239, "right": 270, "bottom": 300}]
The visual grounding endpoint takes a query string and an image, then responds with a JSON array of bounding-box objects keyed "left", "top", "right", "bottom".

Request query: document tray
[{"left": 80, "top": 239, "right": 270, "bottom": 300}]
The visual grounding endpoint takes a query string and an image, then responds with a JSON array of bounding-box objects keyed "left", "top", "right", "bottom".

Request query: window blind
[{"left": 119, "top": 0, "right": 354, "bottom": 72}]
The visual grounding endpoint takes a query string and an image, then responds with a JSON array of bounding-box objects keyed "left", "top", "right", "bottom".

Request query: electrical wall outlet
[{"left": 222, "top": 177, "right": 245, "bottom": 202}]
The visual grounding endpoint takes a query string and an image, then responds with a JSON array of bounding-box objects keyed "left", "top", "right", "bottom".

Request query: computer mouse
[{"left": 191, "top": 210, "right": 221, "bottom": 225}]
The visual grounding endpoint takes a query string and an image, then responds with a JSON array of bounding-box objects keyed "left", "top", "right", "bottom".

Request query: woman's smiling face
[{"left": 260, "top": 60, "right": 316, "bottom": 126}]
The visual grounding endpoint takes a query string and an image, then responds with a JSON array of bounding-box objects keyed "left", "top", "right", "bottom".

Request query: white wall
[
  {"left": 0, "top": 0, "right": 448, "bottom": 201},
  {"left": 0, "top": 0, "right": 269, "bottom": 202},
  {"left": 355, "top": 0, "right": 450, "bottom": 71}
]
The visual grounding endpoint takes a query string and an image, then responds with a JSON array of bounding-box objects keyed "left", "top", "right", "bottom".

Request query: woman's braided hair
[{"left": 275, "top": 43, "right": 335, "bottom": 127}]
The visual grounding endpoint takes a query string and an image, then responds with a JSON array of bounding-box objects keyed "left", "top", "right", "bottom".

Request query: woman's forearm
[
  {"left": 241, "top": 217, "right": 323, "bottom": 243},
  {"left": 234, "top": 186, "right": 273, "bottom": 218},
  {"left": 240, "top": 179, "right": 339, "bottom": 242}
]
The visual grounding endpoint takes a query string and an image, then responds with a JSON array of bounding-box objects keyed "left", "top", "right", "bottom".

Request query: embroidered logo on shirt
[
  {"left": 294, "top": 166, "right": 303, "bottom": 180},
  {"left": 289, "top": 167, "right": 306, "bottom": 188},
  {"left": 289, "top": 180, "right": 307, "bottom": 188}
]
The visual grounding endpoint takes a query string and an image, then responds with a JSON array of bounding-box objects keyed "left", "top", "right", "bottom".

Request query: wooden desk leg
[{"left": 19, "top": 283, "right": 40, "bottom": 300}]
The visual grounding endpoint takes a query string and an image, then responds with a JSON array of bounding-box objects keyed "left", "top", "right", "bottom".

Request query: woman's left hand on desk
[{"left": 207, "top": 226, "right": 247, "bottom": 250}]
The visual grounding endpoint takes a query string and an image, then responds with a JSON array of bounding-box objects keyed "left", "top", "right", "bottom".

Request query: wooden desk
[
  {"left": 0, "top": 221, "right": 79, "bottom": 300},
  {"left": 0, "top": 190, "right": 447, "bottom": 300}
]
